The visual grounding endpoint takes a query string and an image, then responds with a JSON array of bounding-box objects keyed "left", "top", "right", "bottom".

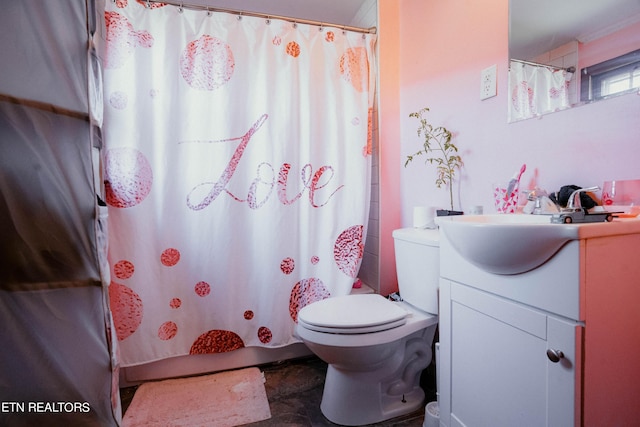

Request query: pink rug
[{"left": 122, "top": 367, "right": 271, "bottom": 427}]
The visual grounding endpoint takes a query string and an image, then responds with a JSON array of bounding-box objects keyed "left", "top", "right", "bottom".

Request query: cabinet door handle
[{"left": 546, "top": 348, "right": 565, "bottom": 363}]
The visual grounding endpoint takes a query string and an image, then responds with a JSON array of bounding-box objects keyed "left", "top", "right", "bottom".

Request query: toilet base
[
  {"left": 319, "top": 332, "right": 433, "bottom": 426},
  {"left": 321, "top": 367, "right": 425, "bottom": 426}
]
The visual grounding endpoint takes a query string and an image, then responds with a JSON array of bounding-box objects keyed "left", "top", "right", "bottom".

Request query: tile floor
[{"left": 120, "top": 355, "right": 437, "bottom": 427}]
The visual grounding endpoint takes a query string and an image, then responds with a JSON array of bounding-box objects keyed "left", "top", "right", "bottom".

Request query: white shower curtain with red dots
[{"left": 100, "top": 2, "right": 376, "bottom": 366}]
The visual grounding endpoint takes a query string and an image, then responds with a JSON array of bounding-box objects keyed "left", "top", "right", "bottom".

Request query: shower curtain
[
  {"left": 508, "top": 60, "right": 571, "bottom": 122},
  {"left": 100, "top": 1, "right": 376, "bottom": 366}
]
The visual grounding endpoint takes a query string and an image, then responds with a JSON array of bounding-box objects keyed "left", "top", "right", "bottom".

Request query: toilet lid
[{"left": 297, "top": 294, "right": 408, "bottom": 334}]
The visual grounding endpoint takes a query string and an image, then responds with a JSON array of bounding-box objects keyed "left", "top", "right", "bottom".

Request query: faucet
[
  {"left": 566, "top": 186, "right": 600, "bottom": 210},
  {"left": 523, "top": 187, "right": 559, "bottom": 214}
]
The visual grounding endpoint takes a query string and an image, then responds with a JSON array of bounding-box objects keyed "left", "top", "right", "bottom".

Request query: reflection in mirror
[{"left": 508, "top": 0, "right": 640, "bottom": 122}]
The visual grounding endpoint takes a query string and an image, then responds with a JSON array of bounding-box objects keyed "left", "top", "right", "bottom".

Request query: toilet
[{"left": 295, "top": 228, "right": 440, "bottom": 426}]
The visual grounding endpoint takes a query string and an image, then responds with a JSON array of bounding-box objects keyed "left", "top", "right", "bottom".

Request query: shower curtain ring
[
  {"left": 206, "top": 7, "right": 212, "bottom": 17},
  {"left": 292, "top": 21, "right": 297, "bottom": 29},
  {"left": 266, "top": 16, "right": 271, "bottom": 25},
  {"left": 178, "top": 3, "right": 183, "bottom": 13}
]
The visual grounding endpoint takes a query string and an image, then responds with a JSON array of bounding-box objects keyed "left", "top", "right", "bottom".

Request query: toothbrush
[{"left": 505, "top": 164, "right": 526, "bottom": 200}]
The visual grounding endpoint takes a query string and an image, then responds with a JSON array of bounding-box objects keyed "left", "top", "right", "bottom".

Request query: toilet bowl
[{"left": 295, "top": 228, "right": 440, "bottom": 426}]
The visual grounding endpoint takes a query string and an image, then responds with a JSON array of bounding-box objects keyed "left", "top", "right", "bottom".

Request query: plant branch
[{"left": 404, "top": 107, "right": 463, "bottom": 210}]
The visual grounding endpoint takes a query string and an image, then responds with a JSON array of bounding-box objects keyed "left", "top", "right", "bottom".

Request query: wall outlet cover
[{"left": 480, "top": 64, "right": 497, "bottom": 100}]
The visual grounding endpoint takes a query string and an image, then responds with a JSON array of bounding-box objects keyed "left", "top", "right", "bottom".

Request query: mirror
[{"left": 508, "top": 0, "right": 640, "bottom": 122}]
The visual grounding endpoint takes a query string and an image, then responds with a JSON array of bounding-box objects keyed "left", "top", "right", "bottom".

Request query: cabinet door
[
  {"left": 547, "top": 316, "right": 582, "bottom": 426},
  {"left": 441, "top": 281, "right": 581, "bottom": 427}
]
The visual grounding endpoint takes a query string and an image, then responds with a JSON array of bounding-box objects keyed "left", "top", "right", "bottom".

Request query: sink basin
[
  {"left": 436, "top": 214, "right": 640, "bottom": 275},
  {"left": 436, "top": 214, "right": 578, "bottom": 275}
]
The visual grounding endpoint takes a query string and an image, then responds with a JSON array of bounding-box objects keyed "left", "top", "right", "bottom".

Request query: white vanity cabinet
[
  {"left": 440, "top": 280, "right": 581, "bottom": 427},
  {"left": 437, "top": 223, "right": 640, "bottom": 427}
]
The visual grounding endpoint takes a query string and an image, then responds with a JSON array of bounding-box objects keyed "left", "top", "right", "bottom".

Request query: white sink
[{"left": 436, "top": 214, "right": 640, "bottom": 275}]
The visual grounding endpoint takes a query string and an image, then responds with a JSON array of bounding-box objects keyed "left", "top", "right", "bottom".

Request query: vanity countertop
[{"left": 570, "top": 216, "right": 640, "bottom": 239}]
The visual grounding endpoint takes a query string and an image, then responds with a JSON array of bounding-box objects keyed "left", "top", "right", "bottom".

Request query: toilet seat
[{"left": 297, "top": 294, "right": 409, "bottom": 334}]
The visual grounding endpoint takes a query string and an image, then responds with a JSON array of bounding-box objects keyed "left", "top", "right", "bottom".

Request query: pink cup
[
  {"left": 601, "top": 179, "right": 640, "bottom": 209},
  {"left": 493, "top": 182, "right": 519, "bottom": 213}
]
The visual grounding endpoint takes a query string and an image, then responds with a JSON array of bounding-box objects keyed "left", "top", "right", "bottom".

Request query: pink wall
[
  {"left": 580, "top": 20, "right": 640, "bottom": 69},
  {"left": 379, "top": 0, "right": 640, "bottom": 238},
  {"left": 377, "top": 1, "right": 402, "bottom": 296}
]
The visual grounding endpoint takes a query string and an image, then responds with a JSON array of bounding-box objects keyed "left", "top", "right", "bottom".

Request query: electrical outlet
[{"left": 480, "top": 65, "right": 497, "bottom": 100}]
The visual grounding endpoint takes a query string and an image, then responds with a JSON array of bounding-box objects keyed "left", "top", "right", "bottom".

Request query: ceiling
[
  {"left": 166, "top": 1, "right": 640, "bottom": 60},
  {"left": 185, "top": 0, "right": 376, "bottom": 29},
  {"left": 510, "top": 0, "right": 640, "bottom": 59}
]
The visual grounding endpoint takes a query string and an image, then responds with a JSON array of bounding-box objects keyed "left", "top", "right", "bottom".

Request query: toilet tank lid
[{"left": 392, "top": 228, "right": 440, "bottom": 246}]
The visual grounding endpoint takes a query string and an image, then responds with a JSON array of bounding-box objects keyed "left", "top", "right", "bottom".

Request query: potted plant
[{"left": 404, "top": 107, "right": 463, "bottom": 215}]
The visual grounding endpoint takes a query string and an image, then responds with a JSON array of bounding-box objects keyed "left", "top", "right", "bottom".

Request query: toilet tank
[{"left": 392, "top": 228, "right": 440, "bottom": 314}]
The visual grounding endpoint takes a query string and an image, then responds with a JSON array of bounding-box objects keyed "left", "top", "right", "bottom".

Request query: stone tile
[{"left": 121, "top": 355, "right": 436, "bottom": 427}]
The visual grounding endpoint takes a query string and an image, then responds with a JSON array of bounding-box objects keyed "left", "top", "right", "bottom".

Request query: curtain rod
[
  {"left": 139, "top": 0, "right": 377, "bottom": 34},
  {"left": 510, "top": 58, "right": 576, "bottom": 74}
]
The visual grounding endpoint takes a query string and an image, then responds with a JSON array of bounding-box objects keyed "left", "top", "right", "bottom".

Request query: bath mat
[{"left": 122, "top": 367, "right": 271, "bottom": 427}]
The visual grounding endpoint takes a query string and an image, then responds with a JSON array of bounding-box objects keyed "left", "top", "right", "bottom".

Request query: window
[{"left": 580, "top": 49, "right": 640, "bottom": 102}]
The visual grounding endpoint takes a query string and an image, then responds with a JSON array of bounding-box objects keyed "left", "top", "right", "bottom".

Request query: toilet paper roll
[
  {"left": 424, "top": 401, "right": 439, "bottom": 427},
  {"left": 413, "top": 206, "right": 436, "bottom": 229},
  {"left": 469, "top": 205, "right": 483, "bottom": 215}
]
